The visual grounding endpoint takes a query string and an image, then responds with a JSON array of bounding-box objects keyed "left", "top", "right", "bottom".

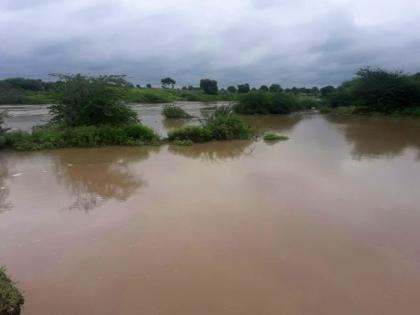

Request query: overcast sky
[{"left": 1, "top": 0, "right": 420, "bottom": 87}]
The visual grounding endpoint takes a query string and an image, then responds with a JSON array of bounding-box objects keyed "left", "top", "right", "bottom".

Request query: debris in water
[{"left": 12, "top": 173, "right": 23, "bottom": 177}]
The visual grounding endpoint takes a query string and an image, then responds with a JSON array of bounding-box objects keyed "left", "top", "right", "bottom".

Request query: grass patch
[
  {"left": 0, "top": 267, "right": 24, "bottom": 315},
  {"left": 263, "top": 132, "right": 289, "bottom": 142},
  {"left": 172, "top": 139, "right": 194, "bottom": 146},
  {"left": 162, "top": 105, "right": 192, "bottom": 118},
  {"left": 4, "top": 124, "right": 160, "bottom": 151}
]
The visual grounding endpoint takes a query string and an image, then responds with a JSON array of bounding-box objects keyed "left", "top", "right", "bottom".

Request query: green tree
[
  {"left": 146, "top": 83, "right": 152, "bottom": 88},
  {"left": 199, "top": 79, "right": 218, "bottom": 95},
  {"left": 227, "top": 86, "right": 237, "bottom": 93},
  {"left": 48, "top": 74, "right": 138, "bottom": 127},
  {"left": 237, "top": 84, "right": 250, "bottom": 93},
  {"left": 161, "top": 77, "right": 176, "bottom": 89},
  {"left": 259, "top": 85, "right": 269, "bottom": 92},
  {"left": 269, "top": 84, "right": 282, "bottom": 92},
  {"left": 320, "top": 85, "right": 335, "bottom": 97}
]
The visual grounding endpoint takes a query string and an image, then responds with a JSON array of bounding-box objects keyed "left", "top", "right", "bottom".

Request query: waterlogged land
[{"left": 1, "top": 103, "right": 420, "bottom": 314}]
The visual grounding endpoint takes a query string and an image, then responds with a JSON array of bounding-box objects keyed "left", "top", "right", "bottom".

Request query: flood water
[{"left": 1, "top": 103, "right": 420, "bottom": 315}]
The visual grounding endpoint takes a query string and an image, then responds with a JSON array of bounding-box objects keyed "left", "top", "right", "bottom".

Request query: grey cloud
[{"left": 1, "top": 0, "right": 420, "bottom": 87}]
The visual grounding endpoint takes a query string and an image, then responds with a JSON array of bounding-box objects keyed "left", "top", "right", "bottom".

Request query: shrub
[
  {"left": 167, "top": 126, "right": 212, "bottom": 143},
  {"left": 263, "top": 132, "right": 289, "bottom": 142},
  {"left": 167, "top": 106, "right": 252, "bottom": 143},
  {"left": 162, "top": 105, "right": 192, "bottom": 119},
  {"left": 0, "top": 112, "right": 8, "bottom": 148},
  {"left": 206, "top": 106, "right": 251, "bottom": 140},
  {"left": 0, "top": 267, "right": 24, "bottom": 315},
  {"left": 48, "top": 74, "right": 138, "bottom": 127},
  {"left": 199, "top": 79, "right": 218, "bottom": 95},
  {"left": 4, "top": 124, "right": 160, "bottom": 151},
  {"left": 234, "top": 91, "right": 301, "bottom": 115}
]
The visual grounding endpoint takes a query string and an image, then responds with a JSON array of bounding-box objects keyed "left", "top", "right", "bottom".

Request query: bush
[
  {"left": 4, "top": 124, "right": 160, "bottom": 151},
  {"left": 48, "top": 74, "right": 138, "bottom": 127},
  {"left": 0, "top": 267, "right": 24, "bottom": 315},
  {"left": 206, "top": 106, "right": 251, "bottom": 140},
  {"left": 167, "top": 106, "right": 252, "bottom": 143},
  {"left": 234, "top": 91, "right": 301, "bottom": 115},
  {"left": 162, "top": 105, "right": 192, "bottom": 119},
  {"left": 263, "top": 132, "right": 289, "bottom": 142},
  {"left": 167, "top": 126, "right": 212, "bottom": 143}
]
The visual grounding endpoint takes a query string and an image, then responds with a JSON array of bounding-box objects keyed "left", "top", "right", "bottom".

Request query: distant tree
[
  {"left": 187, "top": 85, "right": 194, "bottom": 90},
  {"left": 4, "top": 78, "right": 45, "bottom": 91},
  {"left": 181, "top": 86, "right": 187, "bottom": 90},
  {"left": 259, "top": 85, "right": 269, "bottom": 92},
  {"left": 269, "top": 84, "right": 282, "bottom": 92},
  {"left": 200, "top": 79, "right": 218, "bottom": 95},
  {"left": 146, "top": 83, "right": 152, "bottom": 88},
  {"left": 48, "top": 74, "right": 138, "bottom": 127},
  {"left": 227, "top": 86, "right": 237, "bottom": 93},
  {"left": 237, "top": 84, "right": 250, "bottom": 93},
  {"left": 320, "top": 85, "right": 336, "bottom": 97},
  {"left": 161, "top": 77, "right": 176, "bottom": 89},
  {"left": 310, "top": 86, "right": 320, "bottom": 96},
  {"left": 136, "top": 84, "right": 141, "bottom": 88}
]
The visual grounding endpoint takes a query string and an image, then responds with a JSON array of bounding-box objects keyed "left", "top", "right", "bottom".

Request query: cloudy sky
[{"left": 1, "top": 0, "right": 420, "bottom": 87}]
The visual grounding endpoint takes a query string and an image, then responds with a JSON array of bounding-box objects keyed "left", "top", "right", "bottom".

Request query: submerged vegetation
[
  {"left": 263, "top": 132, "right": 289, "bottom": 142},
  {"left": 0, "top": 267, "right": 24, "bottom": 315},
  {"left": 234, "top": 91, "right": 305, "bottom": 115},
  {"left": 162, "top": 105, "right": 192, "bottom": 119},
  {"left": 167, "top": 106, "right": 252, "bottom": 143}
]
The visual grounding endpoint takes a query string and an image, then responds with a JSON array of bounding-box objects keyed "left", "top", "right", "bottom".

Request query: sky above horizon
[{"left": 1, "top": 0, "right": 420, "bottom": 87}]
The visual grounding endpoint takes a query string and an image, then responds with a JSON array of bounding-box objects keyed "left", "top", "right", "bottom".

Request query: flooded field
[{"left": 1, "top": 103, "right": 420, "bottom": 314}]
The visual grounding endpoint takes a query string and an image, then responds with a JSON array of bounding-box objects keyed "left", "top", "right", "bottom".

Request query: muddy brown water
[{"left": 1, "top": 104, "right": 420, "bottom": 315}]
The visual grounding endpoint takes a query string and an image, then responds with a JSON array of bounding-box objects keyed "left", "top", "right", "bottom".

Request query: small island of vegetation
[{"left": 0, "top": 267, "right": 24, "bottom": 315}]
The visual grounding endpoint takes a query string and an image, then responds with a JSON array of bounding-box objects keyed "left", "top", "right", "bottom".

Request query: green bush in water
[
  {"left": 167, "top": 126, "right": 213, "bottom": 143},
  {"left": 263, "top": 132, "right": 289, "bottom": 142},
  {"left": 0, "top": 267, "right": 24, "bottom": 315},
  {"left": 167, "top": 106, "right": 252, "bottom": 143},
  {"left": 206, "top": 106, "right": 252, "bottom": 140},
  {"left": 162, "top": 105, "right": 192, "bottom": 119},
  {"left": 4, "top": 124, "right": 160, "bottom": 151},
  {"left": 234, "top": 91, "right": 301, "bottom": 114}
]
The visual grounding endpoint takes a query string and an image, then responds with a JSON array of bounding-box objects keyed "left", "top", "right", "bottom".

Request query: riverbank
[{"left": 0, "top": 268, "right": 24, "bottom": 315}]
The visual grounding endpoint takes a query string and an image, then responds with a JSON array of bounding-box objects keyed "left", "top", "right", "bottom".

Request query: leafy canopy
[{"left": 48, "top": 74, "right": 138, "bottom": 127}]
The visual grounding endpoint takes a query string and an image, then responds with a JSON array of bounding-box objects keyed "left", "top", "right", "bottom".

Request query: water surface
[{"left": 1, "top": 105, "right": 420, "bottom": 315}]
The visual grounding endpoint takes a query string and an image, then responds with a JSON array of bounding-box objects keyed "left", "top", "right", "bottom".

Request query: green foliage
[
  {"left": 162, "top": 105, "right": 192, "bottom": 119},
  {"left": 168, "top": 106, "right": 251, "bottom": 143},
  {"left": 167, "top": 126, "right": 213, "bottom": 143},
  {"left": 269, "top": 84, "right": 283, "bottom": 93},
  {"left": 206, "top": 106, "right": 252, "bottom": 140},
  {"left": 48, "top": 74, "right": 138, "bottom": 127},
  {"left": 227, "top": 86, "right": 237, "bottom": 93},
  {"left": 319, "top": 106, "right": 332, "bottom": 114},
  {"left": 325, "top": 68, "right": 420, "bottom": 115},
  {"left": 234, "top": 91, "right": 302, "bottom": 115},
  {"left": 237, "top": 84, "right": 250, "bottom": 93},
  {"left": 4, "top": 124, "right": 160, "bottom": 151},
  {"left": 200, "top": 79, "right": 218, "bottom": 95},
  {"left": 320, "top": 85, "right": 335, "bottom": 97},
  {"left": 161, "top": 77, "right": 176, "bottom": 89},
  {"left": 263, "top": 132, "right": 289, "bottom": 142},
  {"left": 259, "top": 85, "right": 269, "bottom": 92},
  {"left": 0, "top": 267, "right": 24, "bottom": 315}
]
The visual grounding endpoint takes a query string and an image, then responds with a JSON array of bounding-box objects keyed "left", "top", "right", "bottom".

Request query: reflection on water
[
  {"left": 327, "top": 116, "right": 420, "bottom": 159},
  {"left": 1, "top": 107, "right": 420, "bottom": 315},
  {"left": 168, "top": 140, "right": 255, "bottom": 162},
  {"left": 51, "top": 146, "right": 160, "bottom": 211}
]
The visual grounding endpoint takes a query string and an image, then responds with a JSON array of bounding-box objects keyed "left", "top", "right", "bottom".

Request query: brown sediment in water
[{"left": 1, "top": 107, "right": 420, "bottom": 314}]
